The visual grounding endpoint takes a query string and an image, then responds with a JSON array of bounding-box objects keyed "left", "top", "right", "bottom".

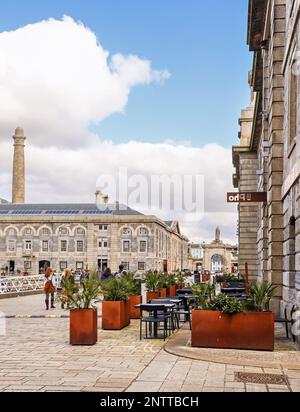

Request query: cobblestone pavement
[{"left": 0, "top": 295, "right": 300, "bottom": 392}]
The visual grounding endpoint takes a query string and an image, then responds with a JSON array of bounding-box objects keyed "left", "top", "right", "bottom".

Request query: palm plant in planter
[
  {"left": 144, "top": 271, "right": 161, "bottom": 302},
  {"left": 191, "top": 281, "right": 277, "bottom": 351},
  {"left": 176, "top": 271, "right": 187, "bottom": 289},
  {"left": 60, "top": 275, "right": 101, "bottom": 345},
  {"left": 158, "top": 272, "right": 169, "bottom": 297},
  {"left": 166, "top": 273, "right": 177, "bottom": 297},
  {"left": 100, "top": 277, "right": 131, "bottom": 330},
  {"left": 122, "top": 272, "right": 142, "bottom": 319}
]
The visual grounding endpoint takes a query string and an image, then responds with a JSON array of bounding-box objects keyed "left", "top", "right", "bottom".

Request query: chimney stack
[{"left": 12, "top": 127, "right": 26, "bottom": 204}]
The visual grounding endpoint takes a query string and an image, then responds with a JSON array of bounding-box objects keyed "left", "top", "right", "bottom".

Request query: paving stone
[{"left": 126, "top": 381, "right": 162, "bottom": 392}]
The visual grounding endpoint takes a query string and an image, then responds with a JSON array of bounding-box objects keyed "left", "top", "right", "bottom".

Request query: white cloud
[
  {"left": 0, "top": 16, "right": 169, "bottom": 147},
  {"left": 0, "top": 16, "right": 237, "bottom": 243}
]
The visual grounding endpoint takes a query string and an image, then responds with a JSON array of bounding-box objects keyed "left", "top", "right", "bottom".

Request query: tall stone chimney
[{"left": 12, "top": 127, "right": 26, "bottom": 204}]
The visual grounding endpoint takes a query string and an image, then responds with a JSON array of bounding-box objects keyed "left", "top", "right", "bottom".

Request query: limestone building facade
[{"left": 233, "top": 0, "right": 300, "bottom": 322}]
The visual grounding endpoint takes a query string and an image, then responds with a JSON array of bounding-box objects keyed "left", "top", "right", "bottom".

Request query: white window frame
[
  {"left": 24, "top": 240, "right": 32, "bottom": 251},
  {"left": 122, "top": 240, "right": 131, "bottom": 253},
  {"left": 99, "top": 225, "right": 108, "bottom": 231},
  {"left": 139, "top": 228, "right": 149, "bottom": 236},
  {"left": 138, "top": 262, "right": 145, "bottom": 271},
  {"left": 76, "top": 240, "right": 84, "bottom": 253},
  {"left": 42, "top": 240, "right": 49, "bottom": 252},
  {"left": 139, "top": 240, "right": 148, "bottom": 253},
  {"left": 60, "top": 240, "right": 68, "bottom": 252},
  {"left": 7, "top": 240, "right": 16, "bottom": 252},
  {"left": 121, "top": 262, "right": 130, "bottom": 271}
]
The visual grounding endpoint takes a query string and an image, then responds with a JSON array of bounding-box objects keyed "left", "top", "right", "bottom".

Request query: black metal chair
[
  {"left": 139, "top": 304, "right": 171, "bottom": 341},
  {"left": 274, "top": 304, "right": 298, "bottom": 341}
]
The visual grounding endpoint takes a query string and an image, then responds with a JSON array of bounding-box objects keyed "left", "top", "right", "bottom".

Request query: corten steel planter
[
  {"left": 191, "top": 310, "right": 275, "bottom": 351},
  {"left": 129, "top": 295, "right": 142, "bottom": 319},
  {"left": 169, "top": 285, "right": 177, "bottom": 297},
  {"left": 202, "top": 274, "right": 211, "bottom": 282},
  {"left": 70, "top": 309, "right": 98, "bottom": 346},
  {"left": 178, "top": 283, "right": 185, "bottom": 290},
  {"left": 160, "top": 288, "right": 168, "bottom": 298},
  {"left": 102, "top": 301, "right": 131, "bottom": 330},
  {"left": 146, "top": 291, "right": 159, "bottom": 303}
]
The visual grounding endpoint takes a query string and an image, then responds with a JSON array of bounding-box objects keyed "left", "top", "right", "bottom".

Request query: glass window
[
  {"left": 76, "top": 262, "right": 84, "bottom": 270},
  {"left": 138, "top": 262, "right": 145, "bottom": 271},
  {"left": 8, "top": 229, "right": 16, "bottom": 237},
  {"left": 42, "top": 240, "right": 49, "bottom": 252},
  {"left": 60, "top": 240, "right": 67, "bottom": 252},
  {"left": 122, "top": 228, "right": 132, "bottom": 236},
  {"left": 139, "top": 228, "right": 148, "bottom": 236},
  {"left": 121, "top": 262, "right": 129, "bottom": 271},
  {"left": 41, "top": 228, "right": 50, "bottom": 236},
  {"left": 122, "top": 240, "right": 131, "bottom": 253},
  {"left": 60, "top": 261, "right": 68, "bottom": 270},
  {"left": 8, "top": 240, "right": 15, "bottom": 252},
  {"left": 24, "top": 228, "right": 32, "bottom": 236},
  {"left": 24, "top": 261, "right": 31, "bottom": 270},
  {"left": 77, "top": 240, "right": 84, "bottom": 252},
  {"left": 59, "top": 227, "right": 69, "bottom": 235},
  {"left": 139, "top": 241, "right": 147, "bottom": 253},
  {"left": 289, "top": 61, "right": 298, "bottom": 146},
  {"left": 76, "top": 228, "right": 85, "bottom": 235},
  {"left": 99, "top": 225, "right": 108, "bottom": 231},
  {"left": 25, "top": 240, "right": 32, "bottom": 251},
  {"left": 98, "top": 239, "right": 108, "bottom": 248}
]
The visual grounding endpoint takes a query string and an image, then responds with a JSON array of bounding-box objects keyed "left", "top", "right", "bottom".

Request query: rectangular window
[
  {"left": 42, "top": 240, "right": 49, "bottom": 252},
  {"left": 99, "top": 225, "right": 108, "bottom": 231},
  {"left": 24, "top": 261, "right": 31, "bottom": 270},
  {"left": 25, "top": 240, "right": 32, "bottom": 251},
  {"left": 8, "top": 240, "right": 15, "bottom": 252},
  {"left": 139, "top": 240, "right": 147, "bottom": 253},
  {"left": 138, "top": 262, "right": 145, "bottom": 271},
  {"left": 60, "top": 240, "right": 67, "bottom": 252},
  {"left": 60, "top": 261, "right": 68, "bottom": 270},
  {"left": 121, "top": 262, "right": 129, "bottom": 271},
  {"left": 122, "top": 240, "right": 130, "bottom": 253},
  {"left": 76, "top": 262, "right": 84, "bottom": 270},
  {"left": 77, "top": 240, "right": 84, "bottom": 252},
  {"left": 289, "top": 62, "right": 298, "bottom": 146}
]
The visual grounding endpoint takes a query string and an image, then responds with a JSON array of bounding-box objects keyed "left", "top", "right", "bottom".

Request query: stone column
[{"left": 12, "top": 127, "right": 26, "bottom": 204}]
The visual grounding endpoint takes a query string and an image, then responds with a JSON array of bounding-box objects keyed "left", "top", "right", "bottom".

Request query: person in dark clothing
[{"left": 101, "top": 267, "right": 112, "bottom": 280}]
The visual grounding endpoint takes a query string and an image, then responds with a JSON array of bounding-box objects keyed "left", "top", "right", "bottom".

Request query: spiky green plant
[
  {"left": 192, "top": 283, "right": 215, "bottom": 310},
  {"left": 100, "top": 277, "right": 130, "bottom": 302},
  {"left": 209, "top": 294, "right": 243, "bottom": 315},
  {"left": 122, "top": 272, "right": 141, "bottom": 296},
  {"left": 59, "top": 275, "right": 101, "bottom": 309},
  {"left": 247, "top": 281, "right": 277, "bottom": 312},
  {"left": 144, "top": 271, "right": 161, "bottom": 292}
]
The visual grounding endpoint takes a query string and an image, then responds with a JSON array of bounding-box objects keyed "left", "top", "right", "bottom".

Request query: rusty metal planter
[
  {"left": 191, "top": 310, "right": 275, "bottom": 351},
  {"left": 129, "top": 295, "right": 142, "bottom": 319},
  {"left": 169, "top": 285, "right": 177, "bottom": 297},
  {"left": 102, "top": 301, "right": 131, "bottom": 330},
  {"left": 146, "top": 291, "right": 159, "bottom": 302},
  {"left": 70, "top": 309, "right": 98, "bottom": 346},
  {"left": 160, "top": 288, "right": 168, "bottom": 298}
]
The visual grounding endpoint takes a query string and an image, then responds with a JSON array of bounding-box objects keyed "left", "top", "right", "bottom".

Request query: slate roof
[{"left": 0, "top": 203, "right": 144, "bottom": 216}]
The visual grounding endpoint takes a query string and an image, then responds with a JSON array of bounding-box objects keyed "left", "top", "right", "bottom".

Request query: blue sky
[{"left": 0, "top": 0, "right": 251, "bottom": 147}]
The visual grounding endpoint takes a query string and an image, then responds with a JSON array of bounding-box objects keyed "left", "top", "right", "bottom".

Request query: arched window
[
  {"left": 59, "top": 227, "right": 69, "bottom": 236},
  {"left": 41, "top": 227, "right": 50, "bottom": 236},
  {"left": 7, "top": 228, "right": 17, "bottom": 237},
  {"left": 76, "top": 227, "right": 85, "bottom": 236},
  {"left": 139, "top": 227, "right": 149, "bottom": 236},
  {"left": 122, "top": 228, "right": 132, "bottom": 236}
]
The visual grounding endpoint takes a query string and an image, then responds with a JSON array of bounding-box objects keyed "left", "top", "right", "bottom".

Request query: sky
[{"left": 0, "top": 0, "right": 252, "bottom": 243}]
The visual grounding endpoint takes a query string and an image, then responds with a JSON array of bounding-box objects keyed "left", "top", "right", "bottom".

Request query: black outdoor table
[
  {"left": 135, "top": 303, "right": 175, "bottom": 338},
  {"left": 222, "top": 287, "right": 246, "bottom": 294}
]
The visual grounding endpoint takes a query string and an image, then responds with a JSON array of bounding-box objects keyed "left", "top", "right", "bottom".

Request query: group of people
[{"left": 43, "top": 265, "right": 128, "bottom": 310}]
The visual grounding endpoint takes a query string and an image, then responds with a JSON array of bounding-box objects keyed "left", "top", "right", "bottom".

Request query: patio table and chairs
[{"left": 135, "top": 303, "right": 176, "bottom": 340}]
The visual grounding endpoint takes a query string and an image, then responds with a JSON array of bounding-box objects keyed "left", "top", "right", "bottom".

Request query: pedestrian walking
[
  {"left": 44, "top": 267, "right": 56, "bottom": 310},
  {"left": 61, "top": 268, "right": 73, "bottom": 309}
]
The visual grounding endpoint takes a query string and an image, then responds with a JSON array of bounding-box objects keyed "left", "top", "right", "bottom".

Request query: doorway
[
  {"left": 98, "top": 259, "right": 108, "bottom": 272},
  {"left": 39, "top": 260, "right": 50, "bottom": 274},
  {"left": 9, "top": 260, "right": 15, "bottom": 274}
]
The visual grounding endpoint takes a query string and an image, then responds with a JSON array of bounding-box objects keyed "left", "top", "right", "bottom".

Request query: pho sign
[{"left": 227, "top": 192, "right": 267, "bottom": 203}]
